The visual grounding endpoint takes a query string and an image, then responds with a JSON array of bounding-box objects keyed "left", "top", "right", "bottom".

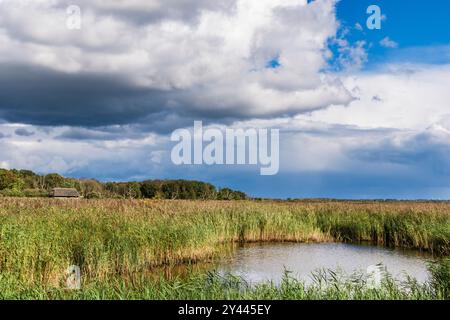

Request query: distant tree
[
  {"left": 126, "top": 182, "right": 142, "bottom": 199},
  {"left": 18, "top": 170, "right": 40, "bottom": 189},
  {"left": 0, "top": 169, "right": 25, "bottom": 192},
  {"left": 0, "top": 169, "right": 15, "bottom": 190},
  {"left": 79, "top": 179, "right": 103, "bottom": 197},
  {"left": 43, "top": 173, "right": 65, "bottom": 190},
  {"left": 217, "top": 188, "right": 247, "bottom": 200},
  {"left": 141, "top": 180, "right": 157, "bottom": 198},
  {"left": 0, "top": 168, "right": 247, "bottom": 200}
]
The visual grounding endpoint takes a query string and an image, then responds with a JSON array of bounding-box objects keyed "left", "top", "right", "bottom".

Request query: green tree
[
  {"left": 43, "top": 173, "right": 65, "bottom": 190},
  {"left": 141, "top": 181, "right": 157, "bottom": 198}
]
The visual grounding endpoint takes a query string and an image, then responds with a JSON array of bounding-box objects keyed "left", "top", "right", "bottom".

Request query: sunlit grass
[
  {"left": 1, "top": 263, "right": 449, "bottom": 300},
  {"left": 0, "top": 198, "right": 449, "bottom": 299}
]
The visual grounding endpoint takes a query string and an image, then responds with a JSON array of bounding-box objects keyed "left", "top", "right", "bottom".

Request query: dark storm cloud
[
  {"left": 56, "top": 127, "right": 124, "bottom": 141},
  {"left": 348, "top": 130, "right": 450, "bottom": 176},
  {"left": 0, "top": 63, "right": 296, "bottom": 137},
  {"left": 55, "top": 125, "right": 159, "bottom": 141},
  {"left": 89, "top": 0, "right": 237, "bottom": 26},
  {"left": 14, "top": 128, "right": 35, "bottom": 137},
  {"left": 283, "top": 123, "right": 397, "bottom": 138},
  {"left": 50, "top": 0, "right": 237, "bottom": 26},
  {"left": 0, "top": 64, "right": 171, "bottom": 128},
  {"left": 0, "top": 0, "right": 352, "bottom": 138}
]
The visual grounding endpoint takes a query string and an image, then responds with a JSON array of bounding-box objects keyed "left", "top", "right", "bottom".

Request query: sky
[{"left": 1, "top": 0, "right": 450, "bottom": 199}]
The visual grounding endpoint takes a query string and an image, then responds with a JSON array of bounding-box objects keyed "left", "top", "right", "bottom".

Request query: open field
[{"left": 0, "top": 198, "right": 449, "bottom": 299}]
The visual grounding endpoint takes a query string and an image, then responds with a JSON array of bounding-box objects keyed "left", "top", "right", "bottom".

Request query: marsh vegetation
[{"left": 0, "top": 198, "right": 448, "bottom": 299}]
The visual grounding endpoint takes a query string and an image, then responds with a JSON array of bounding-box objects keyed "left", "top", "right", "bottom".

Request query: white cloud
[
  {"left": 0, "top": 124, "right": 167, "bottom": 177},
  {"left": 263, "top": 64, "right": 450, "bottom": 175},
  {"left": 1, "top": 0, "right": 450, "bottom": 193},
  {"left": 0, "top": 0, "right": 352, "bottom": 120},
  {"left": 2, "top": 59, "right": 450, "bottom": 183},
  {"left": 380, "top": 37, "right": 398, "bottom": 48},
  {"left": 308, "top": 64, "right": 450, "bottom": 131},
  {"left": 336, "top": 40, "right": 368, "bottom": 71}
]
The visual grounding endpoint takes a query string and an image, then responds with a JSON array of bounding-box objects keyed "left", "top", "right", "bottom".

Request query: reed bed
[
  {"left": 1, "top": 264, "right": 449, "bottom": 300},
  {"left": 0, "top": 198, "right": 449, "bottom": 290}
]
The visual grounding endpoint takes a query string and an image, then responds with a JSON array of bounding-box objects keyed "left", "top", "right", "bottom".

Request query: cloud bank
[
  {"left": 0, "top": 0, "right": 449, "bottom": 198},
  {"left": 0, "top": 0, "right": 351, "bottom": 129}
]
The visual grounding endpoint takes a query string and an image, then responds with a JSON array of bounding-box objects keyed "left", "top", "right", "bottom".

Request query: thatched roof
[{"left": 51, "top": 188, "right": 80, "bottom": 198}]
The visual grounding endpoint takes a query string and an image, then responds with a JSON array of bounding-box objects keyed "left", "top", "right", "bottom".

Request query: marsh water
[
  {"left": 216, "top": 243, "right": 433, "bottom": 285},
  {"left": 157, "top": 243, "right": 433, "bottom": 285}
]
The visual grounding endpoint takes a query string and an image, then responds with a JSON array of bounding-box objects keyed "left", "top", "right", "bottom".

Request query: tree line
[{"left": 0, "top": 168, "right": 247, "bottom": 200}]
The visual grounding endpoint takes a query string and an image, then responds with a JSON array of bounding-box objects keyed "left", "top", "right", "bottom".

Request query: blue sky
[
  {"left": 336, "top": 0, "right": 450, "bottom": 66},
  {"left": 338, "top": 0, "right": 450, "bottom": 46},
  {"left": 0, "top": 0, "right": 450, "bottom": 199}
]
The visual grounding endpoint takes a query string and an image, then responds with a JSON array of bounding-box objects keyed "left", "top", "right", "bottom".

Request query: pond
[{"left": 217, "top": 243, "right": 433, "bottom": 285}]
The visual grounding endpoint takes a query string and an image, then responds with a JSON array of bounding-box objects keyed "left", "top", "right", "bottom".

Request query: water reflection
[{"left": 217, "top": 243, "right": 433, "bottom": 285}]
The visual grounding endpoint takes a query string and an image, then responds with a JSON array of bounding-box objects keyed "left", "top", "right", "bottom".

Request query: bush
[
  {"left": 23, "top": 189, "right": 49, "bottom": 198},
  {"left": 85, "top": 192, "right": 102, "bottom": 199},
  {"left": 0, "top": 189, "right": 24, "bottom": 197}
]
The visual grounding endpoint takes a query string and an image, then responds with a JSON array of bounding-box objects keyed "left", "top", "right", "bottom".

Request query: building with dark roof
[{"left": 51, "top": 188, "right": 80, "bottom": 198}]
